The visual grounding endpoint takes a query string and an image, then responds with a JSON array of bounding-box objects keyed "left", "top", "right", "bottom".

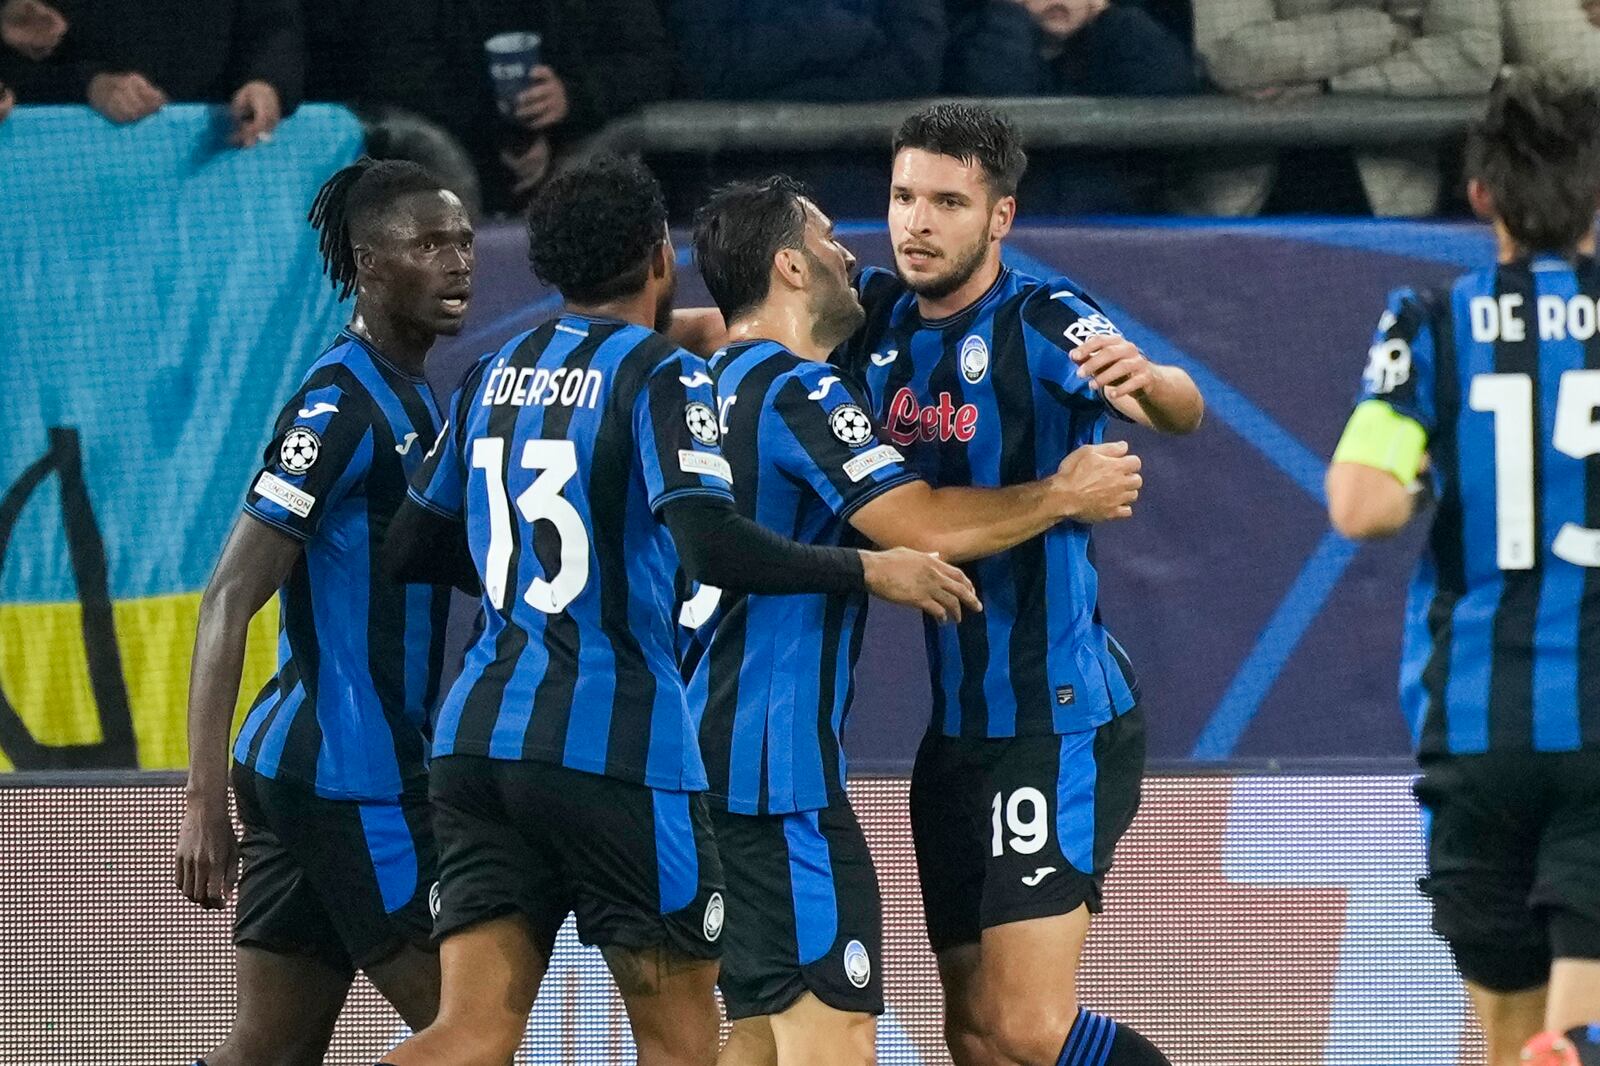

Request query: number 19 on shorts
[{"left": 991, "top": 787, "right": 1050, "bottom": 857}]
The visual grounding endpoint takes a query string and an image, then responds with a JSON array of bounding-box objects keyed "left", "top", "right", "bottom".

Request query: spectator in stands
[
  {"left": 945, "top": 0, "right": 1197, "bottom": 98},
  {"left": 0, "top": 0, "right": 65, "bottom": 115},
  {"left": 1185, "top": 0, "right": 1500, "bottom": 217},
  {"left": 5, "top": 0, "right": 302, "bottom": 147},
  {"left": 1503, "top": 0, "right": 1600, "bottom": 80},
  {"left": 0, "top": 81, "right": 12, "bottom": 121},
  {"left": 302, "top": 0, "right": 672, "bottom": 213},
  {"left": 669, "top": 0, "right": 945, "bottom": 101}
]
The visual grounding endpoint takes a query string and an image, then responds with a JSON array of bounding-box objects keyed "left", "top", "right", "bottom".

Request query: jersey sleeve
[
  {"left": 406, "top": 358, "right": 490, "bottom": 520},
  {"left": 769, "top": 363, "right": 920, "bottom": 520},
  {"left": 635, "top": 352, "right": 736, "bottom": 513},
  {"left": 1017, "top": 280, "right": 1126, "bottom": 415},
  {"left": 243, "top": 379, "right": 373, "bottom": 541},
  {"left": 1351, "top": 287, "right": 1438, "bottom": 433},
  {"left": 830, "top": 265, "right": 903, "bottom": 376}
]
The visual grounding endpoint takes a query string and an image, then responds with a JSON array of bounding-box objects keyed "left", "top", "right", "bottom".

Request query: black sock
[{"left": 1057, "top": 1010, "right": 1172, "bottom": 1066}]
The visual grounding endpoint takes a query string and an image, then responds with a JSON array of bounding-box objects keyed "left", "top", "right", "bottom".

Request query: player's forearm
[
  {"left": 183, "top": 589, "right": 253, "bottom": 805},
  {"left": 911, "top": 481, "right": 1072, "bottom": 563},
  {"left": 1327, "top": 461, "right": 1417, "bottom": 540},
  {"left": 1127, "top": 364, "right": 1204, "bottom": 435}
]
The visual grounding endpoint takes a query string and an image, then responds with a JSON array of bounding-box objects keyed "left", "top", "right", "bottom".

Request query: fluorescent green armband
[{"left": 1332, "top": 400, "right": 1428, "bottom": 484}]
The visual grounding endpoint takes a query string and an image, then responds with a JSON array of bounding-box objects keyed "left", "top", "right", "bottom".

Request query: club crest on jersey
[
  {"left": 830, "top": 404, "right": 874, "bottom": 447},
  {"left": 685, "top": 402, "right": 721, "bottom": 445},
  {"left": 960, "top": 335, "right": 989, "bottom": 383},
  {"left": 844, "top": 940, "right": 871, "bottom": 988},
  {"left": 886, "top": 387, "right": 978, "bottom": 446},
  {"left": 703, "top": 892, "right": 725, "bottom": 942},
  {"left": 279, "top": 427, "right": 321, "bottom": 475}
]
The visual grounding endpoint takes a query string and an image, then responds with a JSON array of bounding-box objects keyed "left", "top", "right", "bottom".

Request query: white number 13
[
  {"left": 1471, "top": 370, "right": 1600, "bottom": 570},
  {"left": 471, "top": 437, "right": 591, "bottom": 614}
]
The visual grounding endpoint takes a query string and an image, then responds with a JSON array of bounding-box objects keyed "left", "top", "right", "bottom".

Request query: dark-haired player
[
  {"left": 377, "top": 156, "right": 976, "bottom": 1066},
  {"left": 174, "top": 158, "right": 474, "bottom": 1066},
  {"left": 689, "top": 175, "right": 1146, "bottom": 1066},
  {"left": 837, "top": 103, "right": 1203, "bottom": 1066},
  {"left": 1327, "top": 71, "right": 1600, "bottom": 1066}
]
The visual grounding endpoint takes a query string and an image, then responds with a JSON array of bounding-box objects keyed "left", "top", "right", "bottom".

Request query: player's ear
[
  {"left": 353, "top": 243, "right": 378, "bottom": 279},
  {"left": 773, "top": 247, "right": 805, "bottom": 292},
  {"left": 650, "top": 237, "right": 672, "bottom": 281},
  {"left": 990, "top": 195, "right": 1016, "bottom": 242},
  {"left": 1466, "top": 179, "right": 1495, "bottom": 224}
]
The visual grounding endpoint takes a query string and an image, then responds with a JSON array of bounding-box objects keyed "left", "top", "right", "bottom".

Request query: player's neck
[
  {"left": 348, "top": 308, "right": 431, "bottom": 377},
  {"left": 914, "top": 251, "right": 1003, "bottom": 321},
  {"left": 1494, "top": 220, "right": 1598, "bottom": 264},
  {"left": 727, "top": 301, "right": 829, "bottom": 363},
  {"left": 565, "top": 292, "right": 658, "bottom": 332}
]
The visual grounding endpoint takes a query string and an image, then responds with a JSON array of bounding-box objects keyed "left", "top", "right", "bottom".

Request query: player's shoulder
[
  {"left": 855, "top": 264, "right": 907, "bottom": 307},
  {"left": 1007, "top": 271, "right": 1120, "bottom": 352},
  {"left": 279, "top": 334, "right": 374, "bottom": 419}
]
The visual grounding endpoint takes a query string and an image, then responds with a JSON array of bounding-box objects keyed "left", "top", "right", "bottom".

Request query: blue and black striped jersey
[
  {"left": 409, "top": 315, "right": 735, "bottom": 789},
  {"left": 234, "top": 331, "right": 449, "bottom": 800},
  {"left": 834, "top": 265, "right": 1139, "bottom": 739},
  {"left": 693, "top": 341, "right": 918, "bottom": 814},
  {"left": 1353, "top": 254, "right": 1600, "bottom": 756}
]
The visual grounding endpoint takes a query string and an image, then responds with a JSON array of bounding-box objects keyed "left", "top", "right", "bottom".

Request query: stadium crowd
[{"left": 1, "top": 0, "right": 1598, "bottom": 215}]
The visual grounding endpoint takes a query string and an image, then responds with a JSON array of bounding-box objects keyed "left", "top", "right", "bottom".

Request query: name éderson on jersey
[{"left": 480, "top": 363, "right": 606, "bottom": 410}]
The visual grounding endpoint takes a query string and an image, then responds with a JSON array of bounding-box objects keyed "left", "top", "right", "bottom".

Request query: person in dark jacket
[
  {"left": 5, "top": 0, "right": 302, "bottom": 147},
  {"left": 669, "top": 0, "right": 946, "bottom": 102}
]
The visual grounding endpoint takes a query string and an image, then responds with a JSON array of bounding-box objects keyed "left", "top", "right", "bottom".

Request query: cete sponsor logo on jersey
[{"left": 885, "top": 387, "right": 978, "bottom": 445}]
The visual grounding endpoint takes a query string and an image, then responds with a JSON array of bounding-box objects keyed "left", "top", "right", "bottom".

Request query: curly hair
[
  {"left": 526, "top": 155, "right": 668, "bottom": 303},
  {"left": 1468, "top": 69, "right": 1600, "bottom": 254}
]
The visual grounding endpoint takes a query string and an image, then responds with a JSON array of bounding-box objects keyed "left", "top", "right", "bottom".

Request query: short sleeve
[
  {"left": 1018, "top": 281, "right": 1125, "bottom": 414},
  {"left": 1354, "top": 288, "right": 1437, "bottom": 434},
  {"left": 770, "top": 364, "right": 919, "bottom": 520},
  {"left": 635, "top": 352, "right": 736, "bottom": 513},
  {"left": 243, "top": 380, "right": 373, "bottom": 541}
]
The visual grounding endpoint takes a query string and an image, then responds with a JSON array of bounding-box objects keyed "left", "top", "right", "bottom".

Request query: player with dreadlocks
[{"left": 174, "top": 157, "right": 473, "bottom": 1066}]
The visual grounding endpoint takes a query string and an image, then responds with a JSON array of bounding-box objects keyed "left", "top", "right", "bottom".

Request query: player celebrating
[
  {"left": 1327, "top": 71, "right": 1600, "bottom": 1066},
  {"left": 376, "top": 156, "right": 976, "bottom": 1066},
  {"left": 689, "top": 176, "right": 1147, "bottom": 1066},
  {"left": 831, "top": 103, "right": 1204, "bottom": 1066},
  {"left": 174, "top": 159, "right": 475, "bottom": 1066}
]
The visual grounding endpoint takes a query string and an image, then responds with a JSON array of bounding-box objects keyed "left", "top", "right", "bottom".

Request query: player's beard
[
  {"left": 807, "top": 257, "right": 867, "bottom": 351},
  {"left": 653, "top": 269, "right": 679, "bottom": 333},
  {"left": 899, "top": 231, "right": 990, "bottom": 301}
]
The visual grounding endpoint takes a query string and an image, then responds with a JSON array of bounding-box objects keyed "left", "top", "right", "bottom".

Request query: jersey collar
[
  {"left": 913, "top": 265, "right": 1011, "bottom": 331},
  {"left": 339, "top": 328, "right": 428, "bottom": 383}
]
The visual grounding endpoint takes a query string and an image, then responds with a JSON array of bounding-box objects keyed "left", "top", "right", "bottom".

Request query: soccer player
[
  {"left": 834, "top": 103, "right": 1204, "bottom": 1066},
  {"left": 376, "top": 155, "right": 977, "bottom": 1066},
  {"left": 173, "top": 159, "right": 475, "bottom": 1066},
  {"left": 1326, "top": 71, "right": 1600, "bottom": 1066},
  {"left": 689, "top": 176, "right": 1147, "bottom": 1066}
]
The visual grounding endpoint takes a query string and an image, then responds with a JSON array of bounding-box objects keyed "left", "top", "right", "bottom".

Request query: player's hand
[
  {"left": 175, "top": 792, "right": 239, "bottom": 909},
  {"left": 1070, "top": 334, "right": 1159, "bottom": 402},
  {"left": 86, "top": 71, "right": 166, "bottom": 124},
  {"left": 1, "top": 0, "right": 68, "bottom": 62},
  {"left": 229, "top": 79, "right": 281, "bottom": 148},
  {"left": 1054, "top": 439, "right": 1142, "bottom": 522},
  {"left": 862, "top": 548, "right": 982, "bottom": 623},
  {"left": 514, "top": 65, "right": 570, "bottom": 130}
]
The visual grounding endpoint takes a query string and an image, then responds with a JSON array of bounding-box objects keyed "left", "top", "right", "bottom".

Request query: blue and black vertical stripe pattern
[
  {"left": 234, "top": 331, "right": 449, "bottom": 801},
  {"left": 411, "top": 315, "right": 734, "bottom": 789},
  {"left": 834, "top": 266, "right": 1139, "bottom": 740},
  {"left": 1353, "top": 255, "right": 1600, "bottom": 756},
  {"left": 693, "top": 341, "right": 918, "bottom": 814}
]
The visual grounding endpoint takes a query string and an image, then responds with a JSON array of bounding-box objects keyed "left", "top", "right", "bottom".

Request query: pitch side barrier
[
  {"left": 0, "top": 766, "right": 1475, "bottom": 1065},
  {"left": 588, "top": 95, "right": 1485, "bottom": 156}
]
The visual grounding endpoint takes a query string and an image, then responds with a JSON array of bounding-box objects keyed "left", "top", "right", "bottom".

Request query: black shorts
[
  {"left": 713, "top": 800, "right": 883, "bottom": 1020},
  {"left": 1415, "top": 750, "right": 1600, "bottom": 992},
  {"left": 429, "top": 754, "right": 724, "bottom": 960},
  {"left": 910, "top": 707, "right": 1145, "bottom": 953},
  {"left": 231, "top": 764, "right": 436, "bottom": 976}
]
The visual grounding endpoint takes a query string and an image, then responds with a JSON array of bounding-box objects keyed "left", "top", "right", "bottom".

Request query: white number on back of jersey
[
  {"left": 1471, "top": 369, "right": 1600, "bottom": 570},
  {"left": 991, "top": 787, "right": 1050, "bottom": 857},
  {"left": 471, "top": 437, "right": 591, "bottom": 613}
]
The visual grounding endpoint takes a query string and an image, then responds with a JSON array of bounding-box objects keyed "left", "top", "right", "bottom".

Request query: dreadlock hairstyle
[
  {"left": 308, "top": 157, "right": 443, "bottom": 299},
  {"left": 1467, "top": 69, "right": 1600, "bottom": 254}
]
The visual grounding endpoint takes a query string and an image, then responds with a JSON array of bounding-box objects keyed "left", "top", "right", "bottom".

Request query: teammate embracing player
[
  {"left": 1327, "top": 71, "right": 1600, "bottom": 1066},
  {"left": 690, "top": 176, "right": 1149, "bottom": 1066}
]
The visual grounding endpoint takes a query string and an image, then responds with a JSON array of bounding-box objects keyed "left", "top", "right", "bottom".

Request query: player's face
[
  {"left": 797, "top": 199, "right": 865, "bottom": 349},
  {"left": 888, "top": 148, "right": 1008, "bottom": 300},
  {"left": 369, "top": 190, "right": 475, "bottom": 337}
]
